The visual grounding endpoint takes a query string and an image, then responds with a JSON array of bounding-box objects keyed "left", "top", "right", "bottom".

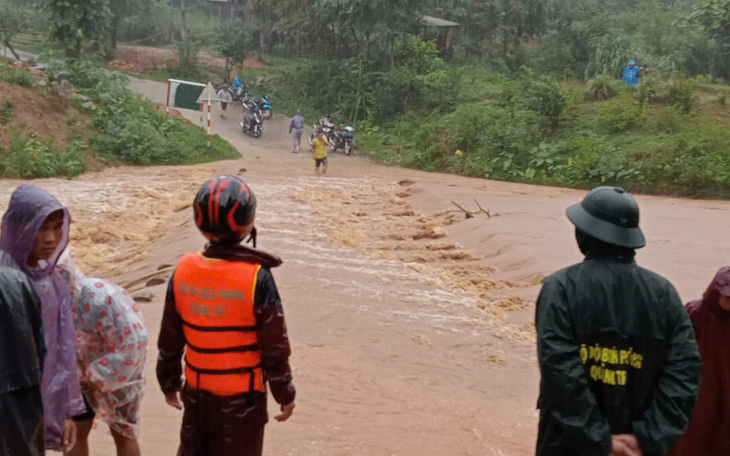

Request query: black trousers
[
  {"left": 177, "top": 384, "right": 268, "bottom": 456},
  {"left": 0, "top": 386, "right": 44, "bottom": 456}
]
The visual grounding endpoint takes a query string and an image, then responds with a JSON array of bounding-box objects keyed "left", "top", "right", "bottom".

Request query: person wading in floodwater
[
  {"left": 157, "top": 176, "right": 296, "bottom": 456},
  {"left": 311, "top": 130, "right": 329, "bottom": 175},
  {"left": 535, "top": 186, "right": 701, "bottom": 456}
]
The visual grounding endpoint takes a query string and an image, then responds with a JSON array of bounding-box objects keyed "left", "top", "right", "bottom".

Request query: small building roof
[{"left": 421, "top": 15, "right": 460, "bottom": 28}]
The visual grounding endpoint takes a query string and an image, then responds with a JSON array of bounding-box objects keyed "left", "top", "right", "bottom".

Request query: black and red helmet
[{"left": 193, "top": 176, "right": 256, "bottom": 243}]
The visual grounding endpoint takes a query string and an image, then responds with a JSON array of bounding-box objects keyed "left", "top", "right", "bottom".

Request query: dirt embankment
[
  {"left": 109, "top": 45, "right": 265, "bottom": 74},
  {"left": 0, "top": 80, "right": 90, "bottom": 151}
]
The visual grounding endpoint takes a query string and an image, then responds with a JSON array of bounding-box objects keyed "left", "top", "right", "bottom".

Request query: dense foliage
[
  {"left": 49, "top": 60, "right": 237, "bottom": 166},
  {"left": 361, "top": 69, "right": 730, "bottom": 198},
  {"left": 5, "top": 0, "right": 730, "bottom": 195},
  {"left": 0, "top": 59, "right": 237, "bottom": 179},
  {"left": 46, "top": 0, "right": 111, "bottom": 58}
]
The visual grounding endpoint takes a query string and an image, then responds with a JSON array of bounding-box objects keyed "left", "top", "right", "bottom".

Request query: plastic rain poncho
[
  {"left": 58, "top": 252, "right": 148, "bottom": 439},
  {"left": 623, "top": 60, "right": 639, "bottom": 87},
  {"left": 0, "top": 185, "right": 84, "bottom": 450}
]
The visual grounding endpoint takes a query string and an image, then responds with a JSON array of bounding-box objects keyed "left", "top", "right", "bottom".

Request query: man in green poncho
[{"left": 535, "top": 186, "right": 701, "bottom": 456}]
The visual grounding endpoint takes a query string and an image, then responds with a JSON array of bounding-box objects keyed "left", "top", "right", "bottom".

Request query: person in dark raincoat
[
  {"left": 0, "top": 265, "right": 45, "bottom": 456},
  {"left": 667, "top": 267, "right": 730, "bottom": 456},
  {"left": 0, "top": 185, "right": 85, "bottom": 453},
  {"left": 535, "top": 186, "right": 701, "bottom": 456},
  {"left": 157, "top": 176, "right": 295, "bottom": 456}
]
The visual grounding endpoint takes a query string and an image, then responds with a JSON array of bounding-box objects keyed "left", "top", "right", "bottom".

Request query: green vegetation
[
  {"left": 355, "top": 69, "right": 730, "bottom": 198},
  {"left": 0, "top": 65, "right": 35, "bottom": 87},
  {"left": 0, "top": 1, "right": 31, "bottom": 60},
  {"left": 46, "top": 0, "right": 111, "bottom": 58},
  {"left": 245, "top": 0, "right": 730, "bottom": 198},
  {"left": 216, "top": 25, "right": 255, "bottom": 82},
  {"left": 585, "top": 76, "right": 622, "bottom": 101},
  {"left": 0, "top": 99, "right": 13, "bottom": 124},
  {"left": 49, "top": 60, "right": 237, "bottom": 166},
  {"left": 4, "top": 0, "right": 730, "bottom": 196},
  {"left": 0, "top": 59, "right": 237, "bottom": 179},
  {"left": 0, "top": 136, "right": 85, "bottom": 179}
]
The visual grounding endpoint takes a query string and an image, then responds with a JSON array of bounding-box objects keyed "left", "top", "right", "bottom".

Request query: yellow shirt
[{"left": 312, "top": 137, "right": 329, "bottom": 159}]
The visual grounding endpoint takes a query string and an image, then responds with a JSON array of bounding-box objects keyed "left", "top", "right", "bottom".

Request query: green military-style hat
[{"left": 566, "top": 186, "right": 646, "bottom": 249}]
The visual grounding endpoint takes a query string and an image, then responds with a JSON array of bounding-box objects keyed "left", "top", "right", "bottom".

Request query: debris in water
[
  {"left": 485, "top": 354, "right": 507, "bottom": 365},
  {"left": 132, "top": 291, "right": 154, "bottom": 303},
  {"left": 413, "top": 226, "right": 447, "bottom": 240},
  {"left": 146, "top": 275, "right": 168, "bottom": 287}
]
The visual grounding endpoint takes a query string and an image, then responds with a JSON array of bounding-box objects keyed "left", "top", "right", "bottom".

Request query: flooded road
[{"left": 1, "top": 77, "right": 727, "bottom": 455}]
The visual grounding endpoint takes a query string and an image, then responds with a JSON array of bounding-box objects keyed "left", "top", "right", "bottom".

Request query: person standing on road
[
  {"left": 157, "top": 176, "right": 296, "bottom": 456},
  {"left": 289, "top": 109, "right": 305, "bottom": 154},
  {"left": 312, "top": 130, "right": 329, "bottom": 175},
  {"left": 0, "top": 265, "right": 45, "bottom": 456},
  {"left": 667, "top": 266, "right": 730, "bottom": 456},
  {"left": 217, "top": 86, "right": 233, "bottom": 119},
  {"left": 535, "top": 186, "right": 701, "bottom": 456}
]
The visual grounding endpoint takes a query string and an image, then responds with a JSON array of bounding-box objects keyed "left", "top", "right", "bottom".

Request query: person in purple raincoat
[{"left": 0, "top": 185, "right": 85, "bottom": 453}]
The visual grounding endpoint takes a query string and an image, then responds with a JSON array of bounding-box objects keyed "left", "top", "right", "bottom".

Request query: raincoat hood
[
  {"left": 0, "top": 185, "right": 83, "bottom": 450},
  {"left": 668, "top": 267, "right": 730, "bottom": 456},
  {"left": 0, "top": 185, "right": 70, "bottom": 278},
  {"left": 629, "top": 60, "right": 636, "bottom": 66},
  {"left": 703, "top": 266, "right": 730, "bottom": 316}
]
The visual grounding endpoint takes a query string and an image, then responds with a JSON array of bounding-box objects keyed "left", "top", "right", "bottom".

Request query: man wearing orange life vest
[{"left": 157, "top": 176, "right": 296, "bottom": 456}]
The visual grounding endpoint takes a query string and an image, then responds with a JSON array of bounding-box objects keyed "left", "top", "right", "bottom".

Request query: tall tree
[
  {"left": 248, "top": 0, "right": 277, "bottom": 57},
  {"left": 690, "top": 0, "right": 730, "bottom": 77},
  {"left": 46, "top": 0, "right": 110, "bottom": 58},
  {"left": 0, "top": 2, "right": 29, "bottom": 60},
  {"left": 108, "top": 0, "right": 150, "bottom": 49},
  {"left": 216, "top": 23, "right": 255, "bottom": 80},
  {"left": 263, "top": 0, "right": 421, "bottom": 61}
]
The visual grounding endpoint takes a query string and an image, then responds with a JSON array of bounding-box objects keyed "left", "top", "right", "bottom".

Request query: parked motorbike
[
  {"left": 240, "top": 97, "right": 263, "bottom": 138},
  {"left": 310, "top": 114, "right": 335, "bottom": 144},
  {"left": 309, "top": 115, "right": 355, "bottom": 155},
  {"left": 330, "top": 126, "right": 356, "bottom": 155},
  {"left": 341, "top": 126, "right": 355, "bottom": 155}
]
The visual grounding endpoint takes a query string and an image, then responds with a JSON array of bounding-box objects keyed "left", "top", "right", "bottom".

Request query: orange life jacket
[{"left": 174, "top": 252, "right": 265, "bottom": 396}]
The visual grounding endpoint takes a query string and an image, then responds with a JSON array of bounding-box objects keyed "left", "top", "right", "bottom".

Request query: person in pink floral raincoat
[{"left": 58, "top": 251, "right": 148, "bottom": 456}]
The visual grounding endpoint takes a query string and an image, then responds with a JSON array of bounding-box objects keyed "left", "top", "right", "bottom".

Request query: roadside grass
[
  {"left": 0, "top": 59, "right": 239, "bottom": 179},
  {"left": 111, "top": 51, "right": 730, "bottom": 198}
]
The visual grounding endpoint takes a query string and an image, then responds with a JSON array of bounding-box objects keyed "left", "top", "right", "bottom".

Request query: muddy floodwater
[{"left": 0, "top": 77, "right": 726, "bottom": 455}]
